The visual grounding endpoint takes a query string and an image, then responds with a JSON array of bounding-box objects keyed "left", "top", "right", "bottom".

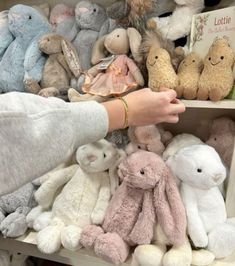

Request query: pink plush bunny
[{"left": 80, "top": 150, "right": 186, "bottom": 265}]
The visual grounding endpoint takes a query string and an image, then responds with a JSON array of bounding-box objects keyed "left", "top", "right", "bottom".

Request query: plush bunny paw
[
  {"left": 163, "top": 247, "right": 191, "bottom": 266},
  {"left": 24, "top": 78, "right": 41, "bottom": 94},
  {"left": 192, "top": 249, "right": 215, "bottom": 266},
  {"left": 26, "top": 206, "right": 44, "bottom": 228},
  {"left": 33, "top": 212, "right": 52, "bottom": 231},
  {"left": 37, "top": 225, "right": 62, "bottom": 254},
  {"left": 38, "top": 87, "right": 60, "bottom": 98},
  {"left": 91, "top": 209, "right": 105, "bottom": 225},
  {"left": 94, "top": 232, "right": 129, "bottom": 265},
  {"left": 0, "top": 213, "right": 27, "bottom": 237},
  {"left": 61, "top": 225, "right": 82, "bottom": 251},
  {"left": 80, "top": 225, "right": 104, "bottom": 250}
]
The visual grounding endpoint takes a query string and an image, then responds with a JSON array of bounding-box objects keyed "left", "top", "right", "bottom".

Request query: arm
[
  {"left": 35, "top": 165, "right": 78, "bottom": 209},
  {"left": 129, "top": 191, "right": 155, "bottom": 245},
  {"left": 181, "top": 184, "right": 208, "bottom": 248},
  {"left": 91, "top": 174, "right": 111, "bottom": 225}
]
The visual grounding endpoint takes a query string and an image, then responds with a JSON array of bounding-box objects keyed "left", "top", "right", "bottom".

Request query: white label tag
[{"left": 98, "top": 55, "right": 116, "bottom": 70}]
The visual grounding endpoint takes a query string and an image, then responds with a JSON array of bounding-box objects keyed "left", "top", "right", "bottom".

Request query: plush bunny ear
[
  {"left": 61, "top": 39, "right": 81, "bottom": 78},
  {"left": 154, "top": 166, "right": 186, "bottom": 246},
  {"left": 127, "top": 27, "right": 143, "bottom": 63},
  {"left": 91, "top": 35, "right": 109, "bottom": 65},
  {"left": 109, "top": 149, "right": 126, "bottom": 195}
]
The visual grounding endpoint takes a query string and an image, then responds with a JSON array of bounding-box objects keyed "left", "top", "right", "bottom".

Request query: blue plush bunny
[
  {"left": 0, "top": 11, "right": 14, "bottom": 61},
  {"left": 0, "top": 5, "right": 51, "bottom": 93}
]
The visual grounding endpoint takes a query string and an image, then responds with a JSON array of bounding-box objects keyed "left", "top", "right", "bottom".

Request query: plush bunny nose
[
  {"left": 8, "top": 12, "right": 21, "bottom": 20},
  {"left": 87, "top": 155, "right": 97, "bottom": 162},
  {"left": 79, "top": 7, "right": 89, "bottom": 13}
]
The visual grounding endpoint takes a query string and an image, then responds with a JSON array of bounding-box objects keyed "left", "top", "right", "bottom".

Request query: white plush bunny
[
  {"left": 26, "top": 139, "right": 125, "bottom": 254},
  {"left": 167, "top": 144, "right": 235, "bottom": 259}
]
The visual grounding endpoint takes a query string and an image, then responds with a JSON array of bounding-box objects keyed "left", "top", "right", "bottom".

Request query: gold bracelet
[{"left": 118, "top": 97, "right": 129, "bottom": 129}]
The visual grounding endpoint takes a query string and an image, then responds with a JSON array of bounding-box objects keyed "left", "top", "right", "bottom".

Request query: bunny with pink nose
[{"left": 80, "top": 150, "right": 186, "bottom": 265}]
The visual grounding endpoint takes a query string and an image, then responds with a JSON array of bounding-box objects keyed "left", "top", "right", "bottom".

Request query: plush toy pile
[{"left": 0, "top": 1, "right": 235, "bottom": 266}]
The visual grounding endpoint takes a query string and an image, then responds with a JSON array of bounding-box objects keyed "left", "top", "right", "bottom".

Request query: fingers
[
  {"left": 160, "top": 89, "right": 177, "bottom": 101},
  {"left": 165, "top": 114, "right": 179, "bottom": 124},
  {"left": 169, "top": 101, "right": 186, "bottom": 115}
]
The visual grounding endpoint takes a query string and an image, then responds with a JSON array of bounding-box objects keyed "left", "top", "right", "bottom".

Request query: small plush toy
[
  {"left": 68, "top": 28, "right": 144, "bottom": 103},
  {"left": 176, "top": 52, "right": 203, "bottom": 99},
  {"left": 0, "top": 4, "right": 51, "bottom": 93},
  {"left": 198, "top": 37, "right": 235, "bottom": 101},
  {"left": 80, "top": 150, "right": 186, "bottom": 265},
  {"left": 26, "top": 33, "right": 81, "bottom": 99},
  {"left": 126, "top": 125, "right": 173, "bottom": 155},
  {"left": 153, "top": 0, "right": 205, "bottom": 41},
  {"left": 70, "top": 1, "right": 112, "bottom": 71},
  {"left": 49, "top": 4, "right": 75, "bottom": 41},
  {"left": 27, "top": 140, "right": 125, "bottom": 254},
  {"left": 206, "top": 117, "right": 235, "bottom": 167},
  {"left": 167, "top": 144, "right": 235, "bottom": 259},
  {"left": 0, "top": 11, "right": 14, "bottom": 60},
  {"left": 0, "top": 183, "right": 37, "bottom": 238}
]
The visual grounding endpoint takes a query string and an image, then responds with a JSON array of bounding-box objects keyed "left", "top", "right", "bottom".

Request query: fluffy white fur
[
  {"left": 26, "top": 139, "right": 125, "bottom": 254},
  {"left": 153, "top": 0, "right": 205, "bottom": 41},
  {"left": 167, "top": 144, "right": 235, "bottom": 259}
]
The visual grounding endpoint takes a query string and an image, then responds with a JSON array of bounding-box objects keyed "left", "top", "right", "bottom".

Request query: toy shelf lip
[{"left": 182, "top": 100, "right": 235, "bottom": 109}]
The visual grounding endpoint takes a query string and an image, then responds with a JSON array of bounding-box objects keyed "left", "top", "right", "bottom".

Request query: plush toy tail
[{"left": 154, "top": 166, "right": 187, "bottom": 246}]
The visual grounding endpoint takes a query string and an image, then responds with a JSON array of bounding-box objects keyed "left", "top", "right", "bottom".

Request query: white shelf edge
[{"left": 182, "top": 100, "right": 235, "bottom": 109}]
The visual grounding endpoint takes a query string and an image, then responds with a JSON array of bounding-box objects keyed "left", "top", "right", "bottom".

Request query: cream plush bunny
[
  {"left": 26, "top": 139, "right": 125, "bottom": 254},
  {"left": 167, "top": 144, "right": 235, "bottom": 259}
]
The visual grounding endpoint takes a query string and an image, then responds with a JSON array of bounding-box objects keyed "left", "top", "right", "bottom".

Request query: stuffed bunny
[
  {"left": 106, "top": 129, "right": 130, "bottom": 149},
  {"left": 167, "top": 144, "right": 235, "bottom": 259},
  {"left": 68, "top": 27, "right": 144, "bottom": 103},
  {"left": 126, "top": 125, "right": 173, "bottom": 155},
  {"left": 0, "top": 11, "right": 14, "bottom": 60},
  {"left": 152, "top": 0, "right": 205, "bottom": 41},
  {"left": 0, "top": 182, "right": 37, "bottom": 238},
  {"left": 198, "top": 37, "right": 235, "bottom": 101},
  {"left": 27, "top": 139, "right": 125, "bottom": 254},
  {"left": 49, "top": 4, "right": 75, "bottom": 41},
  {"left": 68, "top": 0, "right": 112, "bottom": 71},
  {"left": 26, "top": 33, "right": 81, "bottom": 99},
  {"left": 0, "top": 251, "right": 28, "bottom": 266},
  {"left": 206, "top": 117, "right": 235, "bottom": 168},
  {"left": 0, "top": 5, "right": 51, "bottom": 93},
  {"left": 80, "top": 150, "right": 186, "bottom": 265}
]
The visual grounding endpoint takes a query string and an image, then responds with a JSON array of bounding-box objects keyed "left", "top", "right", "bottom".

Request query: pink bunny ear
[{"left": 154, "top": 166, "right": 186, "bottom": 246}]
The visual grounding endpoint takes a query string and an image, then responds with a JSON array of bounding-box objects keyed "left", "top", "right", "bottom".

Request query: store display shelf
[{"left": 182, "top": 100, "right": 235, "bottom": 109}]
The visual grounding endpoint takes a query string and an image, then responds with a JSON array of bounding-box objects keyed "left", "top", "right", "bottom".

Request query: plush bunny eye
[
  {"left": 117, "top": 35, "right": 120, "bottom": 37},
  {"left": 214, "top": 137, "right": 217, "bottom": 141},
  {"left": 29, "top": 15, "right": 32, "bottom": 20},
  {"left": 209, "top": 57, "right": 211, "bottom": 61},
  {"left": 137, "top": 145, "right": 141, "bottom": 149},
  {"left": 93, "top": 8, "right": 97, "bottom": 12},
  {"left": 140, "top": 169, "right": 145, "bottom": 175},
  {"left": 220, "top": 56, "right": 224, "bottom": 60},
  {"left": 155, "top": 56, "right": 158, "bottom": 59},
  {"left": 197, "top": 168, "right": 202, "bottom": 173},
  {"left": 103, "top": 153, "right": 106, "bottom": 158},
  {"left": 192, "top": 60, "right": 195, "bottom": 63}
]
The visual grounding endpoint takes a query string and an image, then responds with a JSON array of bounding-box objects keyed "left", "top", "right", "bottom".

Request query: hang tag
[{"left": 98, "top": 55, "right": 116, "bottom": 70}]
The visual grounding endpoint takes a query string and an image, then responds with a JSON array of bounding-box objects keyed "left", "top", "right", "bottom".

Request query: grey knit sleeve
[{"left": 0, "top": 92, "right": 108, "bottom": 196}]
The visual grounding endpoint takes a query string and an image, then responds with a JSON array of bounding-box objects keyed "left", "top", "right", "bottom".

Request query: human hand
[{"left": 124, "top": 88, "right": 185, "bottom": 126}]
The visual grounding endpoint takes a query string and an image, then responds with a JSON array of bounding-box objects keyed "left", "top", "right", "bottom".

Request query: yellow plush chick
[
  {"left": 176, "top": 52, "right": 203, "bottom": 100},
  {"left": 198, "top": 37, "right": 235, "bottom": 101},
  {"left": 147, "top": 45, "right": 179, "bottom": 92}
]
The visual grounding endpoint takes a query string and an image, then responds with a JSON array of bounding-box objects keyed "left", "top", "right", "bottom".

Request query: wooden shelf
[
  {"left": 182, "top": 100, "right": 235, "bottom": 109},
  {"left": 0, "top": 231, "right": 235, "bottom": 266}
]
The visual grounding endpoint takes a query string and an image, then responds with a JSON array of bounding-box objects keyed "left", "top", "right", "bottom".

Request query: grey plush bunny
[
  {"left": 0, "top": 183, "right": 37, "bottom": 238},
  {"left": 0, "top": 4, "right": 51, "bottom": 93},
  {"left": 70, "top": 1, "right": 113, "bottom": 71},
  {"left": 0, "top": 11, "right": 14, "bottom": 61}
]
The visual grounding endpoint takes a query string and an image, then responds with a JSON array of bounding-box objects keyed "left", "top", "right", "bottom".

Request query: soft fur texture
[
  {"left": 0, "top": 183, "right": 37, "bottom": 238},
  {"left": 198, "top": 37, "right": 235, "bottom": 101},
  {"left": 126, "top": 125, "right": 173, "bottom": 155},
  {"left": 176, "top": 52, "right": 203, "bottom": 99},
  {"left": 206, "top": 117, "right": 235, "bottom": 167},
  {"left": 0, "top": 5, "right": 51, "bottom": 93},
  {"left": 153, "top": 0, "right": 205, "bottom": 41},
  {"left": 49, "top": 4, "right": 75, "bottom": 41},
  {"left": 27, "top": 140, "right": 125, "bottom": 254},
  {"left": 167, "top": 144, "right": 235, "bottom": 258},
  {"left": 26, "top": 33, "right": 81, "bottom": 99},
  {"left": 68, "top": 27, "right": 144, "bottom": 102},
  {"left": 70, "top": 0, "right": 112, "bottom": 71},
  {"left": 0, "top": 11, "right": 14, "bottom": 60},
  {"left": 80, "top": 150, "right": 186, "bottom": 265}
]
